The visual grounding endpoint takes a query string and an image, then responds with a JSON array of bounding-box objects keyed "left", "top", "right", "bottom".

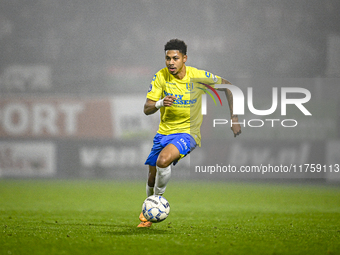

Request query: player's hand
[
  {"left": 231, "top": 115, "right": 241, "bottom": 137},
  {"left": 163, "top": 95, "right": 177, "bottom": 107}
]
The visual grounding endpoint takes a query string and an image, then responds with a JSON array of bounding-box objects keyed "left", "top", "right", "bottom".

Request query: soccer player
[{"left": 137, "top": 39, "right": 241, "bottom": 227}]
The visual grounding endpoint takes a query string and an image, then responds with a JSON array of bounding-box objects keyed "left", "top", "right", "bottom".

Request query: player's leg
[
  {"left": 156, "top": 143, "right": 181, "bottom": 168},
  {"left": 139, "top": 134, "right": 163, "bottom": 228},
  {"left": 154, "top": 144, "right": 180, "bottom": 195},
  {"left": 139, "top": 165, "right": 157, "bottom": 225},
  {"left": 138, "top": 144, "right": 179, "bottom": 227},
  {"left": 143, "top": 134, "right": 163, "bottom": 196},
  {"left": 138, "top": 133, "right": 194, "bottom": 227},
  {"left": 154, "top": 134, "right": 197, "bottom": 196},
  {"left": 147, "top": 165, "right": 156, "bottom": 196}
]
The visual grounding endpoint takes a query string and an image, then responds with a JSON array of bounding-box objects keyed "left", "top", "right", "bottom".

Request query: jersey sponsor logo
[{"left": 164, "top": 91, "right": 197, "bottom": 105}]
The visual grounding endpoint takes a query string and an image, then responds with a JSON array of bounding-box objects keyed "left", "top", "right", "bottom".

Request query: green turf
[{"left": 0, "top": 180, "right": 340, "bottom": 255}]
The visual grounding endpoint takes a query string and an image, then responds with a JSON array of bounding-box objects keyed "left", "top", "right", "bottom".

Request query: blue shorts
[{"left": 145, "top": 133, "right": 197, "bottom": 166}]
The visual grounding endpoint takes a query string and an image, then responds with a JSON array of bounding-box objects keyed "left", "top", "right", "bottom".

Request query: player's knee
[{"left": 156, "top": 155, "right": 171, "bottom": 168}]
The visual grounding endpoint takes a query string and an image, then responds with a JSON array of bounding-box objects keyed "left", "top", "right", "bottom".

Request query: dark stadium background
[{"left": 0, "top": 0, "right": 339, "bottom": 182}]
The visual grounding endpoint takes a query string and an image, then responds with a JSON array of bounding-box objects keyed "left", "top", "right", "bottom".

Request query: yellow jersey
[{"left": 146, "top": 66, "right": 222, "bottom": 146}]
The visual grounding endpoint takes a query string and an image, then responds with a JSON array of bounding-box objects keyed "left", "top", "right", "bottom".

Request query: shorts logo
[{"left": 180, "top": 138, "right": 188, "bottom": 150}]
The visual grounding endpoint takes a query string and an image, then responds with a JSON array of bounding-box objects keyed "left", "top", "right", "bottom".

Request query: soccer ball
[{"left": 142, "top": 195, "right": 170, "bottom": 223}]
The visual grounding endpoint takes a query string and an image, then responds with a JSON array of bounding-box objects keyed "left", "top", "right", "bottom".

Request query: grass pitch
[{"left": 0, "top": 180, "right": 340, "bottom": 255}]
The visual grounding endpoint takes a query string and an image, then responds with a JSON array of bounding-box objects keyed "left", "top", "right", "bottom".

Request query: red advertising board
[{"left": 0, "top": 96, "right": 114, "bottom": 139}]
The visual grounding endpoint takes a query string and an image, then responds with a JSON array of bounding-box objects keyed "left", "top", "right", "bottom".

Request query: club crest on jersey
[{"left": 186, "top": 83, "right": 194, "bottom": 91}]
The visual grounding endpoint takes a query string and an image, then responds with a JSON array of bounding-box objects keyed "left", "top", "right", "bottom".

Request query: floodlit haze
[{"left": 0, "top": 0, "right": 339, "bottom": 180}]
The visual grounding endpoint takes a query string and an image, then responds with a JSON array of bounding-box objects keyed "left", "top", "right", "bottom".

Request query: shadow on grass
[
  {"left": 103, "top": 227, "right": 171, "bottom": 236},
  {"left": 43, "top": 221, "right": 172, "bottom": 236}
]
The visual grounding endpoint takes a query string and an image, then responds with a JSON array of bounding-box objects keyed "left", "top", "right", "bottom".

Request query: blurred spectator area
[{"left": 0, "top": 0, "right": 340, "bottom": 94}]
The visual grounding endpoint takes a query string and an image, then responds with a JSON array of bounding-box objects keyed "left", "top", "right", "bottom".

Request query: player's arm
[
  {"left": 220, "top": 78, "right": 242, "bottom": 137},
  {"left": 144, "top": 96, "right": 177, "bottom": 115}
]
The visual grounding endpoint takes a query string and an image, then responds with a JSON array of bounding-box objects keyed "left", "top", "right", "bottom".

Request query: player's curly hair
[{"left": 164, "top": 39, "right": 187, "bottom": 55}]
